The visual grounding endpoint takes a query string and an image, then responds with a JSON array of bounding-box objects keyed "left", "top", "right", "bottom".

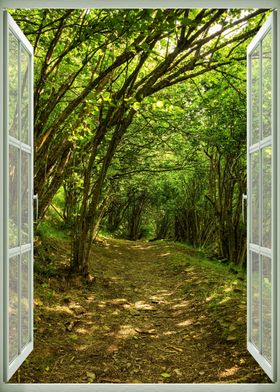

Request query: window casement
[
  {"left": 247, "top": 11, "right": 277, "bottom": 382},
  {"left": 0, "top": 1, "right": 280, "bottom": 391}
]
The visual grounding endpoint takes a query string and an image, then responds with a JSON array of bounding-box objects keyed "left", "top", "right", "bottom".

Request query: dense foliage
[
  {"left": 11, "top": 8, "right": 268, "bottom": 272},
  {"left": 102, "top": 68, "right": 247, "bottom": 264}
]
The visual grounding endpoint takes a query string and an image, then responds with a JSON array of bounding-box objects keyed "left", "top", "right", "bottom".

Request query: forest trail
[{"left": 11, "top": 238, "right": 269, "bottom": 384}]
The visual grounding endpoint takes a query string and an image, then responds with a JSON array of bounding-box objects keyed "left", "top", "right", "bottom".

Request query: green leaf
[
  {"left": 161, "top": 373, "right": 171, "bottom": 378},
  {"left": 181, "top": 17, "right": 196, "bottom": 26},
  {"left": 156, "top": 100, "right": 164, "bottom": 108},
  {"left": 132, "top": 102, "right": 141, "bottom": 111}
]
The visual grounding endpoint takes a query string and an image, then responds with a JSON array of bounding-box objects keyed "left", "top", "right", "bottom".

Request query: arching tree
[{"left": 12, "top": 8, "right": 267, "bottom": 273}]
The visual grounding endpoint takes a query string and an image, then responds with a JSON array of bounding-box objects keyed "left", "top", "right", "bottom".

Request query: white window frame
[
  {"left": 0, "top": 1, "right": 280, "bottom": 392},
  {"left": 3, "top": 12, "right": 34, "bottom": 382},
  {"left": 246, "top": 12, "right": 277, "bottom": 382}
]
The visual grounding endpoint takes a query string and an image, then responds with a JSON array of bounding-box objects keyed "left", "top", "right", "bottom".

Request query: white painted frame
[
  {"left": 0, "top": 1, "right": 280, "bottom": 392},
  {"left": 246, "top": 12, "right": 277, "bottom": 382},
  {"left": 3, "top": 11, "right": 34, "bottom": 382}
]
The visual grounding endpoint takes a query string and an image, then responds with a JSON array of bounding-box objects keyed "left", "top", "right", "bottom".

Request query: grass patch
[
  {"left": 156, "top": 241, "right": 246, "bottom": 326},
  {"left": 37, "top": 188, "right": 68, "bottom": 241}
]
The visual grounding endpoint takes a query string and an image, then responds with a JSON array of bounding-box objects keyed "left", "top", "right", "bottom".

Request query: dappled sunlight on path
[{"left": 11, "top": 238, "right": 270, "bottom": 384}]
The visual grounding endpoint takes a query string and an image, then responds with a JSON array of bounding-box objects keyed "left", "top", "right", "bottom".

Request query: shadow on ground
[{"left": 10, "top": 237, "right": 270, "bottom": 384}]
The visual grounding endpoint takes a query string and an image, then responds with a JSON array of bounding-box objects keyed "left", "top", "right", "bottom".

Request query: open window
[
  {"left": 247, "top": 11, "right": 277, "bottom": 382},
  {"left": 3, "top": 11, "right": 34, "bottom": 381},
  {"left": 0, "top": 4, "right": 278, "bottom": 388}
]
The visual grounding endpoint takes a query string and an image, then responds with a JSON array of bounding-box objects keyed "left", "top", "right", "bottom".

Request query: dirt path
[{"left": 12, "top": 238, "right": 269, "bottom": 384}]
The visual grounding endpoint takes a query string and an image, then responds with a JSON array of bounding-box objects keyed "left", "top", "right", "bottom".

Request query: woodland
[{"left": 9, "top": 7, "right": 271, "bottom": 383}]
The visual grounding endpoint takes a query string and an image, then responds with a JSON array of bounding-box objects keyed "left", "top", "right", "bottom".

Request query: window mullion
[
  {"left": 17, "top": 41, "right": 22, "bottom": 356},
  {"left": 257, "top": 41, "right": 262, "bottom": 355}
]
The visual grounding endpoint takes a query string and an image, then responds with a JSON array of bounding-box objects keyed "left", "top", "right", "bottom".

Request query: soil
[{"left": 11, "top": 237, "right": 270, "bottom": 384}]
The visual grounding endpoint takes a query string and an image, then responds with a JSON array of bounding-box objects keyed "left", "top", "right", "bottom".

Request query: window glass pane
[
  {"left": 262, "top": 146, "right": 272, "bottom": 249},
  {"left": 262, "top": 256, "right": 272, "bottom": 364},
  {"left": 262, "top": 31, "right": 272, "bottom": 139},
  {"left": 251, "top": 151, "right": 259, "bottom": 244},
  {"left": 9, "top": 31, "right": 19, "bottom": 139},
  {"left": 21, "top": 46, "right": 30, "bottom": 145},
  {"left": 9, "top": 145, "right": 19, "bottom": 248},
  {"left": 21, "top": 152, "right": 30, "bottom": 245},
  {"left": 251, "top": 251, "right": 260, "bottom": 348},
  {"left": 9, "top": 255, "right": 18, "bottom": 363},
  {"left": 21, "top": 251, "right": 30, "bottom": 349},
  {"left": 251, "top": 46, "right": 260, "bottom": 145}
]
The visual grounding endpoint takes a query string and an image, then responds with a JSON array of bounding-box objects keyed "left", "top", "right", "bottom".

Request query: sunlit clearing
[
  {"left": 110, "top": 276, "right": 121, "bottom": 281},
  {"left": 219, "top": 366, "right": 240, "bottom": 378},
  {"left": 155, "top": 289, "right": 173, "bottom": 297},
  {"left": 45, "top": 305, "right": 73, "bottom": 315},
  {"left": 110, "top": 298, "right": 129, "bottom": 305},
  {"left": 114, "top": 325, "right": 137, "bottom": 339},
  {"left": 69, "top": 303, "right": 85, "bottom": 312},
  {"left": 107, "top": 343, "right": 119, "bottom": 353},
  {"left": 177, "top": 319, "right": 193, "bottom": 327},
  {"left": 86, "top": 295, "right": 95, "bottom": 303},
  {"left": 132, "top": 244, "right": 154, "bottom": 250},
  {"left": 219, "top": 297, "right": 231, "bottom": 305},
  {"left": 149, "top": 295, "right": 167, "bottom": 304},
  {"left": 162, "top": 330, "right": 177, "bottom": 336},
  {"left": 172, "top": 300, "right": 190, "bottom": 309},
  {"left": 76, "top": 344, "right": 90, "bottom": 352},
  {"left": 76, "top": 327, "right": 88, "bottom": 335},
  {"left": 134, "top": 301, "right": 155, "bottom": 310}
]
